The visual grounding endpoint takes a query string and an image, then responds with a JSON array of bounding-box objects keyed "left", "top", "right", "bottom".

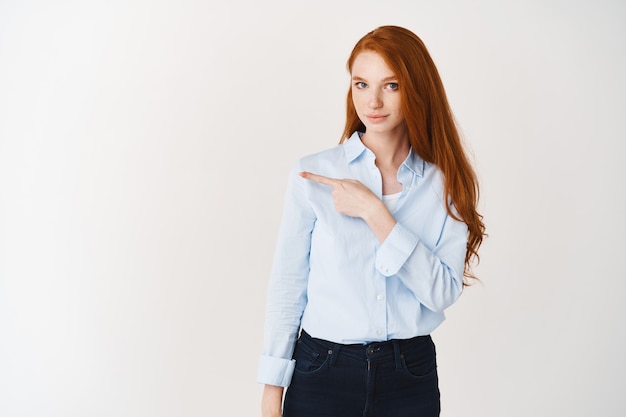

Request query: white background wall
[{"left": 1, "top": 0, "right": 625, "bottom": 416}]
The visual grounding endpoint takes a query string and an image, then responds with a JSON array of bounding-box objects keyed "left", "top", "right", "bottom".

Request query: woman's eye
[
  {"left": 355, "top": 81, "right": 367, "bottom": 89},
  {"left": 387, "top": 83, "right": 399, "bottom": 90}
]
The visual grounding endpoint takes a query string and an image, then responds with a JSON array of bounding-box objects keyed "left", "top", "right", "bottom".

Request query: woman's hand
[
  {"left": 299, "top": 171, "right": 396, "bottom": 242},
  {"left": 299, "top": 172, "right": 379, "bottom": 219},
  {"left": 261, "top": 385, "right": 284, "bottom": 417}
]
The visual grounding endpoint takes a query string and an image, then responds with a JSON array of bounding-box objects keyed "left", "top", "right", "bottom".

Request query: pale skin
[{"left": 262, "top": 50, "right": 410, "bottom": 417}]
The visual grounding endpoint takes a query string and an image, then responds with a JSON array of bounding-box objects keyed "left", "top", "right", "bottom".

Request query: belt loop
[
  {"left": 392, "top": 340, "right": 402, "bottom": 371},
  {"left": 329, "top": 343, "right": 340, "bottom": 367}
]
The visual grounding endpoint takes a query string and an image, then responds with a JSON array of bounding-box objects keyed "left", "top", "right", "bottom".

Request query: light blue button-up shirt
[{"left": 257, "top": 132, "right": 468, "bottom": 387}]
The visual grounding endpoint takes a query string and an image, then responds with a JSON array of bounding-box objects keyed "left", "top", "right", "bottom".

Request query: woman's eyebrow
[{"left": 351, "top": 75, "right": 397, "bottom": 82}]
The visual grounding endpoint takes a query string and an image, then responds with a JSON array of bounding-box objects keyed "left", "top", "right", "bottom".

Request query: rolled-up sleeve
[
  {"left": 257, "top": 355, "right": 297, "bottom": 387},
  {"left": 257, "top": 161, "right": 315, "bottom": 387}
]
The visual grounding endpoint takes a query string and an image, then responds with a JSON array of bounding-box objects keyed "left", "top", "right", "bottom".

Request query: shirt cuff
[
  {"left": 375, "top": 222, "right": 419, "bottom": 276},
  {"left": 257, "top": 355, "right": 296, "bottom": 387}
]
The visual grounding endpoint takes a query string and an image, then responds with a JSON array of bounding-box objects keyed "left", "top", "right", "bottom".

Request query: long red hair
[{"left": 341, "top": 26, "right": 485, "bottom": 282}]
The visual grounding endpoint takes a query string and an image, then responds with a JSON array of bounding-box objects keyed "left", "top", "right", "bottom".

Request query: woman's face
[{"left": 351, "top": 51, "right": 405, "bottom": 136}]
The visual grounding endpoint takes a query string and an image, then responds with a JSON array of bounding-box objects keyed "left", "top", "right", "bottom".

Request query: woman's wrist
[{"left": 363, "top": 199, "right": 396, "bottom": 243}]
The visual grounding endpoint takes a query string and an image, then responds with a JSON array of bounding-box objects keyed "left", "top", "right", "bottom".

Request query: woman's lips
[{"left": 366, "top": 114, "right": 388, "bottom": 123}]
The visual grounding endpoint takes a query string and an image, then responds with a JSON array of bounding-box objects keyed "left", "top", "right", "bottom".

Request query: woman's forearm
[{"left": 261, "top": 384, "right": 284, "bottom": 417}]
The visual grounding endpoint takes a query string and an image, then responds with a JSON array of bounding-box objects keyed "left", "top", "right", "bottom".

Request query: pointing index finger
[{"left": 299, "top": 171, "right": 339, "bottom": 187}]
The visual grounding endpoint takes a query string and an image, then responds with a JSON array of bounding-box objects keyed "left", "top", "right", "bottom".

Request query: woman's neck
[
  {"left": 361, "top": 129, "right": 410, "bottom": 195},
  {"left": 361, "top": 130, "right": 410, "bottom": 171}
]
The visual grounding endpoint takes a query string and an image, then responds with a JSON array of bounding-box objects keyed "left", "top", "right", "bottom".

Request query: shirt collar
[
  {"left": 402, "top": 145, "right": 425, "bottom": 178},
  {"left": 343, "top": 131, "right": 425, "bottom": 178},
  {"left": 343, "top": 131, "right": 369, "bottom": 163}
]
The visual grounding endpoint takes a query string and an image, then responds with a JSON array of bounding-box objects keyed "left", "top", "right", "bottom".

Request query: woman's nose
[{"left": 368, "top": 91, "right": 382, "bottom": 109}]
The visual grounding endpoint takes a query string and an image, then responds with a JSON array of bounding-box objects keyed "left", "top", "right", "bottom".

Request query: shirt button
[
  {"left": 376, "top": 329, "right": 384, "bottom": 336},
  {"left": 377, "top": 294, "right": 385, "bottom": 301}
]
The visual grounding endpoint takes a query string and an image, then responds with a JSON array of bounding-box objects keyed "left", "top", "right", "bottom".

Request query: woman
[{"left": 258, "top": 25, "right": 485, "bottom": 417}]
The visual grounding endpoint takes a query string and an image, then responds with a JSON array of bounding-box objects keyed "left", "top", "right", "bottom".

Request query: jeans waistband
[{"left": 299, "top": 329, "right": 431, "bottom": 365}]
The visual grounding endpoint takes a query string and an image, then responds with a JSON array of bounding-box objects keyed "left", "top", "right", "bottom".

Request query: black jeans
[{"left": 283, "top": 330, "right": 440, "bottom": 417}]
